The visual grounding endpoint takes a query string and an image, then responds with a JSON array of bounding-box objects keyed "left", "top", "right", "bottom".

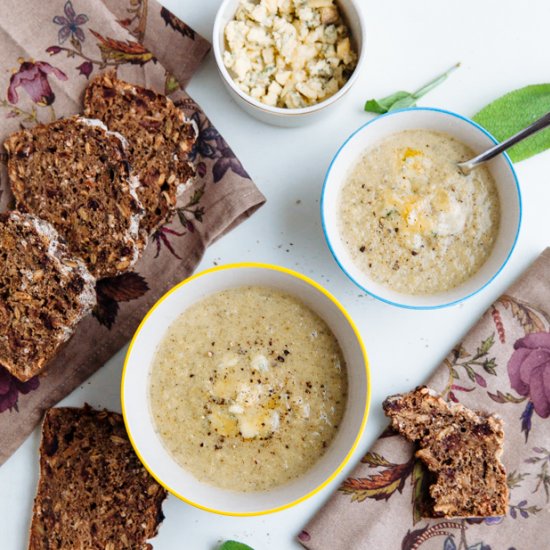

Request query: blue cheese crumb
[{"left": 224, "top": 0, "right": 357, "bottom": 108}]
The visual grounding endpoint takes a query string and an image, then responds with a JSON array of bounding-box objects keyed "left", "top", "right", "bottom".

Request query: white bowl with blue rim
[{"left": 321, "top": 107, "right": 522, "bottom": 309}]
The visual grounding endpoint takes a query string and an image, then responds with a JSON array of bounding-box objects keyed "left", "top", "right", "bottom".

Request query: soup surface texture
[
  {"left": 149, "top": 286, "right": 347, "bottom": 492},
  {"left": 338, "top": 130, "right": 500, "bottom": 294}
]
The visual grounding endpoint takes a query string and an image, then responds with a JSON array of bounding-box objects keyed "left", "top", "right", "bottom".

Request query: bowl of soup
[
  {"left": 122, "top": 263, "right": 370, "bottom": 515},
  {"left": 321, "top": 107, "right": 522, "bottom": 309}
]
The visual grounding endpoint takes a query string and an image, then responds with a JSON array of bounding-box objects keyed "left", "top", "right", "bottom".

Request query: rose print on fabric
[
  {"left": 508, "top": 332, "right": 550, "bottom": 440},
  {"left": 7, "top": 59, "right": 68, "bottom": 106},
  {"left": 1, "top": 58, "right": 67, "bottom": 123},
  {"left": 508, "top": 332, "right": 550, "bottom": 418},
  {"left": 482, "top": 296, "right": 550, "bottom": 440}
]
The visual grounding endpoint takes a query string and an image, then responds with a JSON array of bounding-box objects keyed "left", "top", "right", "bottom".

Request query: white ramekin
[{"left": 212, "top": 0, "right": 366, "bottom": 127}]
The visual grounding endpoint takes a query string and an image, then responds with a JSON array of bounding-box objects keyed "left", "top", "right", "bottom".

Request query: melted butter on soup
[
  {"left": 338, "top": 130, "right": 500, "bottom": 294},
  {"left": 149, "top": 286, "right": 347, "bottom": 492}
]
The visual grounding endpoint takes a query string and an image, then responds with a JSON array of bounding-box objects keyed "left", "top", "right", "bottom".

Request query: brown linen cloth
[
  {"left": 0, "top": 0, "right": 265, "bottom": 465},
  {"left": 300, "top": 248, "right": 550, "bottom": 550}
]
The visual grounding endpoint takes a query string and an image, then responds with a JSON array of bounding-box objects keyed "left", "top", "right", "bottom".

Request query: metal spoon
[{"left": 457, "top": 111, "right": 550, "bottom": 175}]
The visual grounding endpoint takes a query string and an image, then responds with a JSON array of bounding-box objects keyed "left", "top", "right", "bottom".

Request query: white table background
[{"left": 2, "top": 0, "right": 550, "bottom": 548}]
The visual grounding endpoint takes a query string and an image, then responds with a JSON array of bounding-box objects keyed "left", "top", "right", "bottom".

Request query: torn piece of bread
[
  {"left": 29, "top": 406, "right": 167, "bottom": 549},
  {"left": 383, "top": 386, "right": 508, "bottom": 518},
  {"left": 4, "top": 116, "right": 145, "bottom": 278},
  {"left": 84, "top": 71, "right": 197, "bottom": 233},
  {"left": 0, "top": 211, "right": 95, "bottom": 382}
]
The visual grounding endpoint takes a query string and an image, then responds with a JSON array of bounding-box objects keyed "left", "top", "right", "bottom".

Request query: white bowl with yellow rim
[{"left": 121, "top": 263, "right": 370, "bottom": 516}]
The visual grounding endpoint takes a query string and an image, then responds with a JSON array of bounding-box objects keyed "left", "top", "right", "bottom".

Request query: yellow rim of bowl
[{"left": 121, "top": 262, "right": 371, "bottom": 516}]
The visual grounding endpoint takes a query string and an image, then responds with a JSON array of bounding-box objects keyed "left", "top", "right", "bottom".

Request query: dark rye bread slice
[
  {"left": 4, "top": 116, "right": 145, "bottom": 279},
  {"left": 83, "top": 71, "right": 197, "bottom": 233},
  {"left": 29, "top": 406, "right": 167, "bottom": 550},
  {"left": 383, "top": 386, "right": 508, "bottom": 518},
  {"left": 0, "top": 211, "right": 95, "bottom": 382}
]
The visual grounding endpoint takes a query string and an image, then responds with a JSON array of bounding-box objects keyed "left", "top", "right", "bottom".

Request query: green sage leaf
[
  {"left": 363, "top": 98, "right": 388, "bottom": 114},
  {"left": 387, "top": 95, "right": 419, "bottom": 112},
  {"left": 219, "top": 541, "right": 255, "bottom": 550},
  {"left": 364, "top": 91, "right": 410, "bottom": 113},
  {"left": 364, "top": 63, "right": 460, "bottom": 114},
  {"left": 473, "top": 84, "right": 550, "bottom": 162}
]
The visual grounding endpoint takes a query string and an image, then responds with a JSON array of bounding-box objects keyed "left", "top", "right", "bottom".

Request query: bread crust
[
  {"left": 29, "top": 406, "right": 167, "bottom": 549},
  {"left": 84, "top": 70, "right": 197, "bottom": 233},
  {"left": 383, "top": 386, "right": 509, "bottom": 518},
  {"left": 0, "top": 211, "right": 95, "bottom": 381},
  {"left": 4, "top": 116, "right": 145, "bottom": 279}
]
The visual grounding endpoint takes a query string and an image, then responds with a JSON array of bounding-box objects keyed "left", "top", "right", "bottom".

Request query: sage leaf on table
[
  {"left": 473, "top": 84, "right": 550, "bottom": 162},
  {"left": 364, "top": 63, "right": 460, "bottom": 114},
  {"left": 218, "top": 541, "right": 255, "bottom": 550}
]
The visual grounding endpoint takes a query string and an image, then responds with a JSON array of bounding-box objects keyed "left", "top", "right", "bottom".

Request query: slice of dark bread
[
  {"left": 4, "top": 116, "right": 145, "bottom": 279},
  {"left": 83, "top": 71, "right": 197, "bottom": 233},
  {"left": 0, "top": 211, "right": 95, "bottom": 382},
  {"left": 29, "top": 406, "right": 167, "bottom": 550},
  {"left": 383, "top": 386, "right": 508, "bottom": 518}
]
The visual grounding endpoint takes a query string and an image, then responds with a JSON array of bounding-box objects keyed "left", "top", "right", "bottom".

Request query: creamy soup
[
  {"left": 338, "top": 130, "right": 500, "bottom": 294},
  {"left": 149, "top": 286, "right": 347, "bottom": 492}
]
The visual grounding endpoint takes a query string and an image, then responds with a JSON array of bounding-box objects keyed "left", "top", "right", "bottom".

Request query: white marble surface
[{"left": 2, "top": 0, "right": 550, "bottom": 548}]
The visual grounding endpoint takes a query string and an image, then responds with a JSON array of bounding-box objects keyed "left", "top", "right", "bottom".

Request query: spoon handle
[{"left": 458, "top": 111, "right": 550, "bottom": 174}]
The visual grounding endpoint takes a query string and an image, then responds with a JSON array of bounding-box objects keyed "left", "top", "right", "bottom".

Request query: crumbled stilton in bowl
[{"left": 223, "top": 0, "right": 358, "bottom": 108}]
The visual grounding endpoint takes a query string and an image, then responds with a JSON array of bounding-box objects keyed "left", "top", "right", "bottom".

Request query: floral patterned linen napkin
[
  {"left": 0, "top": 0, "right": 265, "bottom": 466},
  {"left": 300, "top": 248, "right": 550, "bottom": 550}
]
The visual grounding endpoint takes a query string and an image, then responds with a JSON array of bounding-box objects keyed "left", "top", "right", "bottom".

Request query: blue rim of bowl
[{"left": 320, "top": 106, "right": 523, "bottom": 310}]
